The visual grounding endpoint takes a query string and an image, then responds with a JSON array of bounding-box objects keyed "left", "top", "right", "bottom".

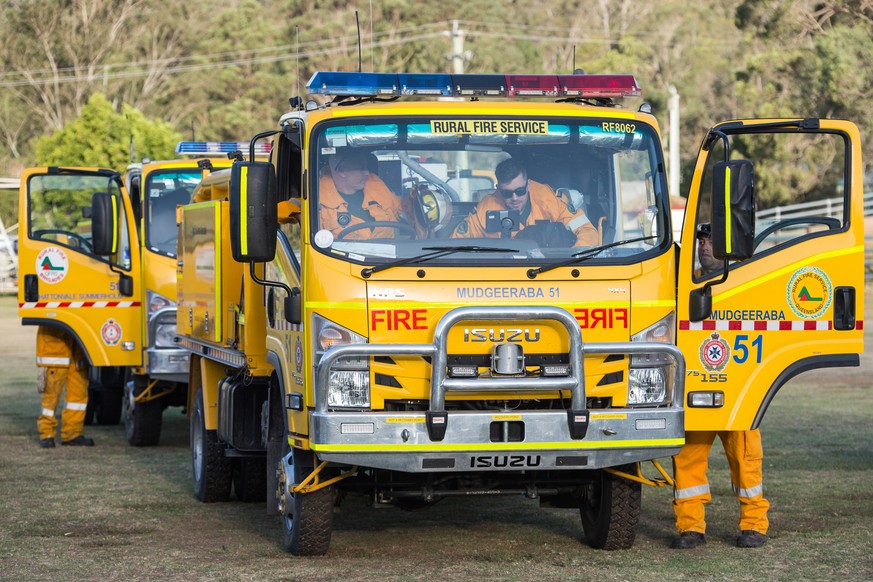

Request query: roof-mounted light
[
  {"left": 307, "top": 71, "right": 398, "bottom": 96},
  {"left": 506, "top": 74, "right": 560, "bottom": 97},
  {"left": 453, "top": 74, "right": 506, "bottom": 97},
  {"left": 398, "top": 73, "right": 453, "bottom": 96},
  {"left": 559, "top": 74, "right": 641, "bottom": 98},
  {"left": 175, "top": 141, "right": 272, "bottom": 157},
  {"left": 305, "top": 72, "right": 641, "bottom": 100}
]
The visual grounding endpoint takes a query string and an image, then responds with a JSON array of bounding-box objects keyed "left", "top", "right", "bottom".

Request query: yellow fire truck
[
  {"left": 175, "top": 72, "right": 864, "bottom": 554},
  {"left": 17, "top": 143, "right": 251, "bottom": 445}
]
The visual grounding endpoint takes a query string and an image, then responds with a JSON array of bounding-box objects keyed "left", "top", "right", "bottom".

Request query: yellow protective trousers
[
  {"left": 36, "top": 327, "right": 89, "bottom": 442},
  {"left": 672, "top": 429, "right": 770, "bottom": 535}
]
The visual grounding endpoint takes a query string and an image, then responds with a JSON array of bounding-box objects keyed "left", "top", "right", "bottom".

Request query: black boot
[
  {"left": 737, "top": 530, "right": 767, "bottom": 548},
  {"left": 39, "top": 438, "right": 56, "bottom": 448},
  {"left": 61, "top": 435, "right": 95, "bottom": 446},
  {"left": 671, "top": 531, "right": 706, "bottom": 549}
]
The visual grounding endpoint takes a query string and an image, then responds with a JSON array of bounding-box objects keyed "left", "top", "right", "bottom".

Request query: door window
[
  {"left": 28, "top": 172, "right": 130, "bottom": 269},
  {"left": 694, "top": 130, "right": 847, "bottom": 281}
]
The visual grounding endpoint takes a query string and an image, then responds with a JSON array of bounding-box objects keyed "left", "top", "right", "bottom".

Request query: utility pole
[
  {"left": 450, "top": 20, "right": 465, "bottom": 75},
  {"left": 667, "top": 85, "right": 680, "bottom": 199}
]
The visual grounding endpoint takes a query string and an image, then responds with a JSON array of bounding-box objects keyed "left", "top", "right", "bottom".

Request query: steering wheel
[
  {"left": 336, "top": 221, "right": 416, "bottom": 240},
  {"left": 33, "top": 229, "right": 93, "bottom": 252},
  {"left": 753, "top": 216, "right": 840, "bottom": 251}
]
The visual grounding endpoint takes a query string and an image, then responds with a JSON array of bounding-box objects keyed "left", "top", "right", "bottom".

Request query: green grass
[{"left": 1, "top": 294, "right": 872, "bottom": 581}]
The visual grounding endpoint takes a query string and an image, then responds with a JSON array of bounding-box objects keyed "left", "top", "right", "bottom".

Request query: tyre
[
  {"left": 277, "top": 447, "right": 333, "bottom": 556},
  {"left": 86, "top": 368, "right": 124, "bottom": 425},
  {"left": 123, "top": 372, "right": 163, "bottom": 447},
  {"left": 233, "top": 457, "right": 267, "bottom": 502},
  {"left": 579, "top": 467, "right": 641, "bottom": 550},
  {"left": 191, "top": 387, "right": 232, "bottom": 502}
]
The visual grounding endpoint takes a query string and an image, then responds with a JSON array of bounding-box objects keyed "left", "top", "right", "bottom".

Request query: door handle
[{"left": 834, "top": 286, "right": 856, "bottom": 331}]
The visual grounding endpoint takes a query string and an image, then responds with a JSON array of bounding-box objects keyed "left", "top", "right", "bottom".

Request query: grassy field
[{"left": 1, "top": 293, "right": 871, "bottom": 581}]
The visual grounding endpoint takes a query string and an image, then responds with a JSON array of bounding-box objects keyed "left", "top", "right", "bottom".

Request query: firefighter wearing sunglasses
[{"left": 452, "top": 158, "right": 598, "bottom": 247}]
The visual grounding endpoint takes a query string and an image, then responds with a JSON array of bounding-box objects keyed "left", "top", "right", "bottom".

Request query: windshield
[
  {"left": 144, "top": 169, "right": 200, "bottom": 256},
  {"left": 310, "top": 116, "right": 669, "bottom": 266}
]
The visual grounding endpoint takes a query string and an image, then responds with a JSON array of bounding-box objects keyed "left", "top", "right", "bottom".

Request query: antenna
[
  {"left": 369, "top": 0, "right": 374, "bottom": 72},
  {"left": 355, "top": 10, "right": 363, "bottom": 72},
  {"left": 128, "top": 132, "right": 134, "bottom": 164},
  {"left": 190, "top": 119, "right": 196, "bottom": 141},
  {"left": 296, "top": 26, "right": 300, "bottom": 104},
  {"left": 572, "top": 46, "right": 576, "bottom": 74}
]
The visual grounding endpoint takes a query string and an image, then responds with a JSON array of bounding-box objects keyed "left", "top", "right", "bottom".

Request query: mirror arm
[{"left": 249, "top": 261, "right": 293, "bottom": 297}]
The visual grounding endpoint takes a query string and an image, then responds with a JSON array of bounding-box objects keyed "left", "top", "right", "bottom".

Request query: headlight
[
  {"left": 314, "top": 314, "right": 370, "bottom": 409},
  {"left": 154, "top": 313, "right": 177, "bottom": 348},
  {"left": 146, "top": 290, "right": 173, "bottom": 316},
  {"left": 628, "top": 312, "right": 675, "bottom": 406}
]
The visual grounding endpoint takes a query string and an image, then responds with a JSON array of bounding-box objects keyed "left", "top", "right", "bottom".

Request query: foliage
[
  {"left": 34, "top": 93, "right": 180, "bottom": 169},
  {"left": 1, "top": 0, "right": 871, "bottom": 202}
]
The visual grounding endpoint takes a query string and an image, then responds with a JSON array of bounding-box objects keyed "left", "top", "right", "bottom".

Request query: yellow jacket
[
  {"left": 318, "top": 174, "right": 405, "bottom": 240},
  {"left": 452, "top": 180, "right": 598, "bottom": 246},
  {"left": 36, "top": 326, "right": 74, "bottom": 368}
]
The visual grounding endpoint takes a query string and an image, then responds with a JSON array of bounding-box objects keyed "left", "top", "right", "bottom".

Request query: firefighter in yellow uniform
[
  {"left": 36, "top": 326, "right": 94, "bottom": 448},
  {"left": 318, "top": 149, "right": 405, "bottom": 240},
  {"left": 671, "top": 223, "right": 769, "bottom": 549},
  {"left": 452, "top": 158, "right": 599, "bottom": 247}
]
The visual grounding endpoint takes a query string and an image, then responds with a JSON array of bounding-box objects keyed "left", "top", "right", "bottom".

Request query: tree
[{"left": 34, "top": 93, "right": 180, "bottom": 169}]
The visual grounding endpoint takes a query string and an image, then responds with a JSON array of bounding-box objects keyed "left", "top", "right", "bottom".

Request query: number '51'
[{"left": 733, "top": 334, "right": 763, "bottom": 364}]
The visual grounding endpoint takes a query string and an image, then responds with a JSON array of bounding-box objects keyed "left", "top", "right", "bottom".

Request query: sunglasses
[{"left": 498, "top": 185, "right": 528, "bottom": 199}]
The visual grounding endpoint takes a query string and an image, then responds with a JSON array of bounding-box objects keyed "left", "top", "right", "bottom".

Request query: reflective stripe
[
  {"left": 567, "top": 214, "right": 591, "bottom": 231},
  {"left": 41, "top": 408, "right": 55, "bottom": 417},
  {"left": 732, "top": 482, "right": 764, "bottom": 498},
  {"left": 674, "top": 483, "right": 710, "bottom": 499},
  {"left": 37, "top": 356, "right": 70, "bottom": 366},
  {"left": 65, "top": 402, "right": 88, "bottom": 411}
]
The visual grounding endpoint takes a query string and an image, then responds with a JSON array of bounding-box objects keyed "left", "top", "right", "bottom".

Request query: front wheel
[
  {"left": 579, "top": 467, "right": 641, "bottom": 550},
  {"left": 277, "top": 448, "right": 333, "bottom": 556},
  {"left": 191, "top": 387, "right": 232, "bottom": 502},
  {"left": 123, "top": 373, "right": 163, "bottom": 446}
]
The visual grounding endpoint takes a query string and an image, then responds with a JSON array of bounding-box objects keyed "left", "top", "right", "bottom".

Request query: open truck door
[
  {"left": 677, "top": 119, "right": 864, "bottom": 431},
  {"left": 18, "top": 168, "right": 143, "bottom": 369}
]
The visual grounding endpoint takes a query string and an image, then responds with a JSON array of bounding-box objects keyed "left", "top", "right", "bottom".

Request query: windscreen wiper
[
  {"left": 361, "top": 246, "right": 517, "bottom": 278},
  {"left": 526, "top": 235, "right": 657, "bottom": 279}
]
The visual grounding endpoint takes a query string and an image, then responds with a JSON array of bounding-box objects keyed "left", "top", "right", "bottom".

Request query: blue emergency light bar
[
  {"left": 175, "top": 141, "right": 272, "bottom": 156},
  {"left": 306, "top": 72, "right": 641, "bottom": 99}
]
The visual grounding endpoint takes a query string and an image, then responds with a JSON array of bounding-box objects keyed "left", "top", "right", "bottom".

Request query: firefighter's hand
[{"left": 37, "top": 367, "right": 47, "bottom": 394}]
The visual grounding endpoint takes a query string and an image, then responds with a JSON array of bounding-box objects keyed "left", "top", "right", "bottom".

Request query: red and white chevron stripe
[
  {"left": 19, "top": 301, "right": 141, "bottom": 309},
  {"left": 679, "top": 319, "right": 863, "bottom": 331}
]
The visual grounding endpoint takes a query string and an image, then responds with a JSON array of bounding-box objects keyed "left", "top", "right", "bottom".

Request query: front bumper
[{"left": 311, "top": 306, "right": 685, "bottom": 473}]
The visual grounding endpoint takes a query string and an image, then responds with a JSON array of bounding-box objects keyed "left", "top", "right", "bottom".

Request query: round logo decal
[
  {"left": 313, "top": 229, "right": 334, "bottom": 249},
  {"left": 699, "top": 332, "right": 730, "bottom": 372},
  {"left": 35, "top": 247, "right": 69, "bottom": 284},
  {"left": 787, "top": 266, "right": 832, "bottom": 319},
  {"left": 101, "top": 319, "right": 122, "bottom": 346}
]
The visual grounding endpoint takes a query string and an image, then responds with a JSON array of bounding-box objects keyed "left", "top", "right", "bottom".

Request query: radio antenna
[
  {"left": 355, "top": 10, "right": 363, "bottom": 72},
  {"left": 369, "top": 0, "right": 374, "bottom": 72},
  {"left": 572, "top": 46, "right": 576, "bottom": 73},
  {"left": 295, "top": 25, "right": 300, "bottom": 103}
]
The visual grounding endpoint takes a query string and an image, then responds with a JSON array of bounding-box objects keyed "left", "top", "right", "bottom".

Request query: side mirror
[
  {"left": 118, "top": 273, "right": 134, "bottom": 297},
  {"left": 91, "top": 191, "right": 117, "bottom": 256},
  {"left": 229, "top": 161, "right": 278, "bottom": 262},
  {"left": 711, "top": 159, "right": 755, "bottom": 261},
  {"left": 689, "top": 287, "right": 712, "bottom": 322},
  {"left": 285, "top": 288, "right": 301, "bottom": 324}
]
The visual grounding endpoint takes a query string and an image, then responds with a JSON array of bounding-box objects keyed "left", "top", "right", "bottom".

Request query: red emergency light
[
  {"left": 506, "top": 75, "right": 560, "bottom": 97},
  {"left": 559, "top": 74, "right": 641, "bottom": 98}
]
